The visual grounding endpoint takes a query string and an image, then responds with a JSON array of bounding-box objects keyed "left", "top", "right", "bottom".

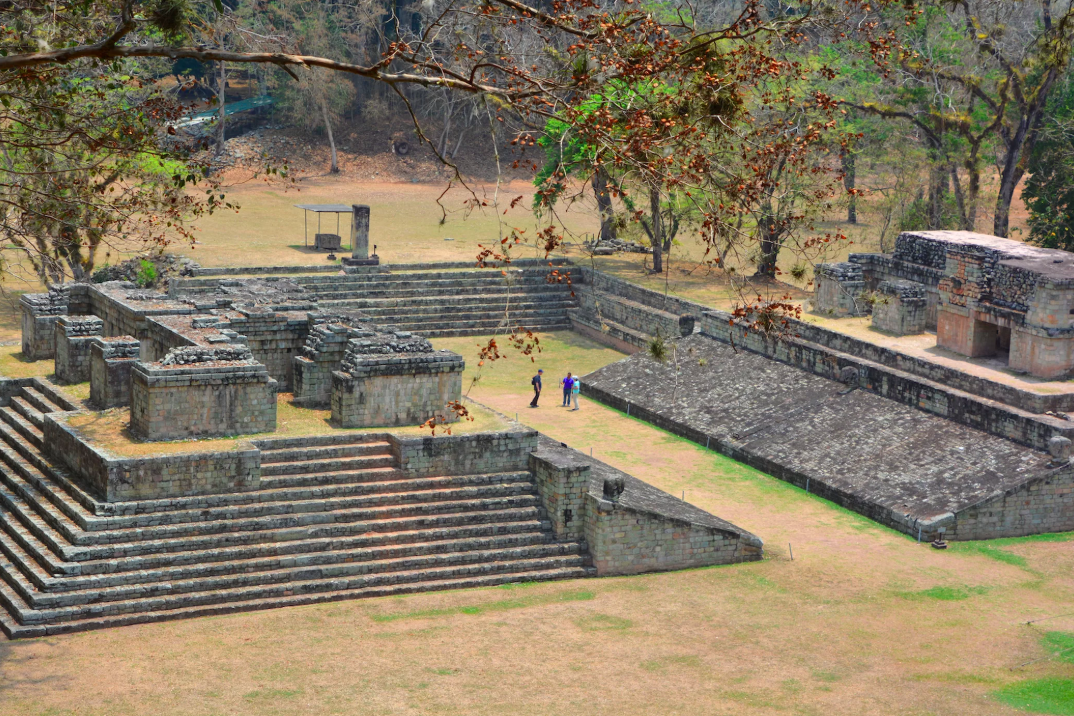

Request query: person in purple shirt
[{"left": 561, "top": 372, "right": 573, "bottom": 407}]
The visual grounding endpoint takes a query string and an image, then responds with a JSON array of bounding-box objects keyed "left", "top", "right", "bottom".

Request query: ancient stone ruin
[
  {"left": 0, "top": 264, "right": 759, "bottom": 638},
  {"left": 816, "top": 230, "right": 1074, "bottom": 378}
]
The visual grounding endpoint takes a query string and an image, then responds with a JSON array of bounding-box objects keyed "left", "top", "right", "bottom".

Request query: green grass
[
  {"left": 949, "top": 532, "right": 1074, "bottom": 569},
  {"left": 1043, "top": 633, "right": 1074, "bottom": 664},
  {"left": 995, "top": 679, "right": 1074, "bottom": 715},
  {"left": 898, "top": 585, "right": 989, "bottom": 602},
  {"left": 366, "top": 588, "right": 595, "bottom": 623}
]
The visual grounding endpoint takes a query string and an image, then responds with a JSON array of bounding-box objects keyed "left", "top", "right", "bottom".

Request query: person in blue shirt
[
  {"left": 561, "top": 372, "right": 573, "bottom": 407},
  {"left": 571, "top": 375, "right": 581, "bottom": 411},
  {"left": 529, "top": 369, "right": 543, "bottom": 407}
]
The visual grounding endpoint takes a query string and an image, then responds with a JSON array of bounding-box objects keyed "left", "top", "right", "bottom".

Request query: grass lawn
[{"left": 1, "top": 329, "right": 1073, "bottom": 715}]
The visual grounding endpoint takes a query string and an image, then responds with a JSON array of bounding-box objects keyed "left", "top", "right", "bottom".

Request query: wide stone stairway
[
  {"left": 0, "top": 382, "right": 591, "bottom": 637},
  {"left": 180, "top": 268, "right": 579, "bottom": 337}
]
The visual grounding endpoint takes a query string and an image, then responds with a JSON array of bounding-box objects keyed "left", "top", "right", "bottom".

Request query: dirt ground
[{"left": 1, "top": 330, "right": 1072, "bottom": 716}]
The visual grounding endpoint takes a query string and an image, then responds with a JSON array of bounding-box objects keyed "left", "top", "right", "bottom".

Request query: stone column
[{"left": 351, "top": 204, "right": 370, "bottom": 260}]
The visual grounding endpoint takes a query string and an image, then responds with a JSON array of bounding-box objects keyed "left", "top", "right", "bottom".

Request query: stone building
[{"left": 815, "top": 230, "right": 1074, "bottom": 378}]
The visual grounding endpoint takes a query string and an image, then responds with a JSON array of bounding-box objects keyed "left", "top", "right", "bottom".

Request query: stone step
[
  {"left": 0, "top": 439, "right": 97, "bottom": 531},
  {"left": 310, "top": 285, "right": 572, "bottom": 301},
  {"left": 29, "top": 378, "right": 79, "bottom": 412},
  {"left": 7, "top": 538, "right": 585, "bottom": 609},
  {"left": 260, "top": 453, "right": 397, "bottom": 476},
  {"left": 1, "top": 520, "right": 557, "bottom": 590},
  {"left": 259, "top": 441, "right": 394, "bottom": 464},
  {"left": 387, "top": 317, "right": 572, "bottom": 334},
  {"left": 0, "top": 496, "right": 551, "bottom": 577},
  {"left": 260, "top": 465, "right": 402, "bottom": 489},
  {"left": 315, "top": 293, "right": 575, "bottom": 311},
  {"left": 43, "top": 474, "right": 539, "bottom": 533},
  {"left": 76, "top": 492, "right": 544, "bottom": 546},
  {"left": 0, "top": 562, "right": 594, "bottom": 638},
  {"left": 3, "top": 553, "right": 588, "bottom": 626},
  {"left": 413, "top": 323, "right": 574, "bottom": 339},
  {"left": 10, "top": 397, "right": 44, "bottom": 429},
  {"left": 0, "top": 407, "right": 43, "bottom": 449},
  {"left": 19, "top": 386, "right": 66, "bottom": 415},
  {"left": 252, "top": 433, "right": 391, "bottom": 450},
  {"left": 355, "top": 306, "right": 575, "bottom": 323}
]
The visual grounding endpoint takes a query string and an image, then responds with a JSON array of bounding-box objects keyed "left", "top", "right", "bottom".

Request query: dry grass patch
[
  {"left": 0, "top": 344, "right": 53, "bottom": 379},
  {"left": 62, "top": 393, "right": 510, "bottom": 458}
]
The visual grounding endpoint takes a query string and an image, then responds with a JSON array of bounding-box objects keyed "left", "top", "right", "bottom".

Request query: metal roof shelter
[{"left": 295, "top": 204, "right": 353, "bottom": 248}]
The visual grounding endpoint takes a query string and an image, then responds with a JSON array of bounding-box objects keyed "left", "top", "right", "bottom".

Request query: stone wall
[
  {"left": 330, "top": 332, "right": 464, "bottom": 428},
  {"left": 943, "top": 465, "right": 1074, "bottom": 540},
  {"left": 54, "top": 315, "right": 104, "bottom": 384},
  {"left": 89, "top": 336, "right": 140, "bottom": 409},
  {"left": 529, "top": 449, "right": 590, "bottom": 540},
  {"left": 130, "top": 348, "right": 278, "bottom": 440},
  {"left": 20, "top": 286, "right": 73, "bottom": 360},
  {"left": 293, "top": 321, "right": 355, "bottom": 407},
  {"left": 529, "top": 438, "right": 763, "bottom": 574},
  {"left": 390, "top": 428, "right": 538, "bottom": 477},
  {"left": 872, "top": 280, "right": 927, "bottom": 335},
  {"left": 569, "top": 287, "right": 694, "bottom": 351},
  {"left": 698, "top": 309, "right": 1073, "bottom": 451},
  {"left": 332, "top": 354, "right": 464, "bottom": 428},
  {"left": 42, "top": 412, "right": 260, "bottom": 502},
  {"left": 813, "top": 262, "right": 867, "bottom": 317},
  {"left": 225, "top": 309, "right": 309, "bottom": 391}
]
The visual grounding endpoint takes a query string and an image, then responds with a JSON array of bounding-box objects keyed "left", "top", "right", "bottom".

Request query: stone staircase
[
  {"left": 179, "top": 268, "right": 579, "bottom": 338},
  {"left": 0, "top": 388, "right": 592, "bottom": 637}
]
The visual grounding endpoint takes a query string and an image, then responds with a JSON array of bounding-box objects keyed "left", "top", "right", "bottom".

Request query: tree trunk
[
  {"left": 842, "top": 149, "right": 857, "bottom": 224},
  {"left": 215, "top": 60, "right": 226, "bottom": 157},
  {"left": 649, "top": 185, "right": 663, "bottom": 274},
  {"left": 754, "top": 202, "right": 780, "bottom": 277},
  {"left": 949, "top": 164, "right": 970, "bottom": 230},
  {"left": 927, "top": 160, "right": 949, "bottom": 230},
  {"left": 593, "top": 168, "right": 616, "bottom": 243},
  {"left": 320, "top": 95, "right": 339, "bottom": 174}
]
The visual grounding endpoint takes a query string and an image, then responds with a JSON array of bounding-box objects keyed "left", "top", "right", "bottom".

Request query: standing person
[
  {"left": 561, "top": 372, "right": 573, "bottom": 407},
  {"left": 530, "top": 369, "right": 543, "bottom": 407},
  {"left": 571, "top": 374, "right": 581, "bottom": 411}
]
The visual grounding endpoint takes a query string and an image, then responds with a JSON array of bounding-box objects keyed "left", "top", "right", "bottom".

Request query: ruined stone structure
[
  {"left": 0, "top": 259, "right": 758, "bottom": 638},
  {"left": 89, "top": 336, "right": 140, "bottom": 409},
  {"left": 54, "top": 315, "right": 104, "bottom": 384},
  {"left": 815, "top": 230, "right": 1074, "bottom": 378},
  {"left": 871, "top": 280, "right": 928, "bottom": 335}
]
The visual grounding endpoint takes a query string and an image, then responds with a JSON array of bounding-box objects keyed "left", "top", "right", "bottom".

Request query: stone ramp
[
  {"left": 0, "top": 388, "right": 592, "bottom": 637},
  {"left": 582, "top": 334, "right": 1073, "bottom": 541}
]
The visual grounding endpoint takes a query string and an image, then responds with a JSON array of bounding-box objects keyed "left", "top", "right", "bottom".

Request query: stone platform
[{"left": 582, "top": 333, "right": 1074, "bottom": 541}]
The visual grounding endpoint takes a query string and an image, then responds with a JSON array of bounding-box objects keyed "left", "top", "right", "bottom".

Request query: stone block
[
  {"left": 54, "top": 315, "right": 104, "bottom": 384},
  {"left": 89, "top": 336, "right": 140, "bottom": 408},
  {"left": 871, "top": 280, "right": 928, "bottom": 335}
]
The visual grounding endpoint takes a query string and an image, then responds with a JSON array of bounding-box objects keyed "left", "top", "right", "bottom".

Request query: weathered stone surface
[
  {"left": 582, "top": 333, "right": 1073, "bottom": 541},
  {"left": 89, "top": 336, "right": 140, "bottom": 409},
  {"left": 54, "top": 315, "right": 104, "bottom": 384},
  {"left": 872, "top": 279, "right": 928, "bottom": 335}
]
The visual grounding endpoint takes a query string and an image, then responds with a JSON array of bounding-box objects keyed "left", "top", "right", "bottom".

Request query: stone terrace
[{"left": 582, "top": 333, "right": 1074, "bottom": 541}]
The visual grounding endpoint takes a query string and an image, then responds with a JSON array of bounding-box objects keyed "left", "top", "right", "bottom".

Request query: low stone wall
[
  {"left": 698, "top": 310, "right": 1072, "bottom": 451},
  {"left": 530, "top": 438, "right": 763, "bottom": 574},
  {"left": 130, "top": 355, "right": 278, "bottom": 440},
  {"left": 90, "top": 336, "right": 140, "bottom": 409},
  {"left": 576, "top": 267, "right": 709, "bottom": 320},
  {"left": 331, "top": 351, "right": 464, "bottom": 428},
  {"left": 42, "top": 412, "right": 260, "bottom": 502},
  {"left": 569, "top": 287, "right": 694, "bottom": 350},
  {"left": 54, "top": 315, "right": 104, "bottom": 384},
  {"left": 390, "top": 428, "right": 538, "bottom": 477},
  {"left": 942, "top": 466, "right": 1074, "bottom": 540}
]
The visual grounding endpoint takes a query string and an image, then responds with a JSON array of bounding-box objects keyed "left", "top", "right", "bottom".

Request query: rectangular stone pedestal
[
  {"left": 130, "top": 360, "right": 278, "bottom": 440},
  {"left": 331, "top": 352, "right": 464, "bottom": 428},
  {"left": 90, "top": 336, "right": 141, "bottom": 408},
  {"left": 55, "top": 315, "right": 104, "bottom": 384}
]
